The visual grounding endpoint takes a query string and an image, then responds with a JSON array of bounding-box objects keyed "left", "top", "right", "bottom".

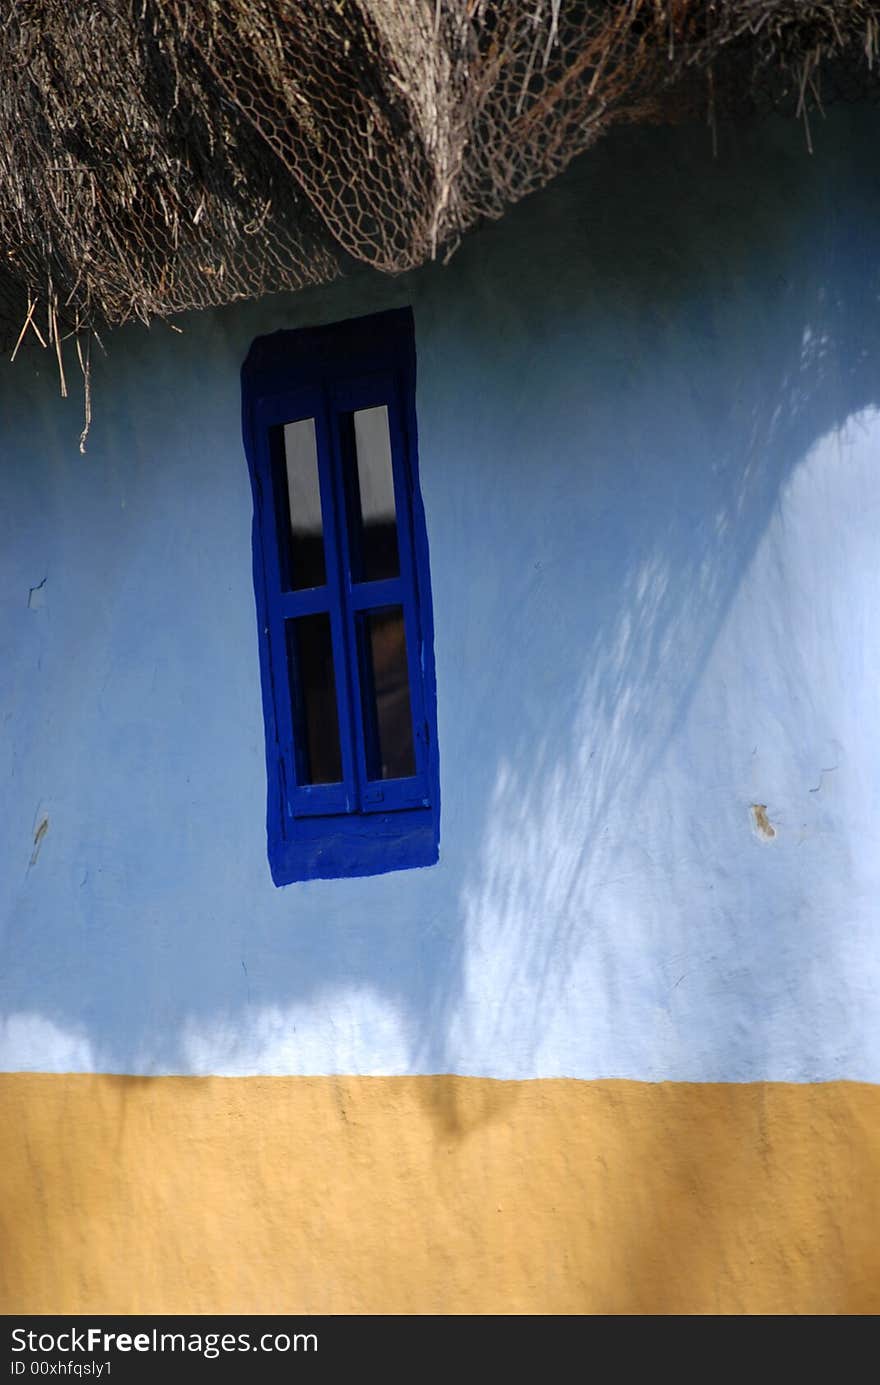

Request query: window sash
[
  {"left": 254, "top": 390, "right": 356, "bottom": 818},
  {"left": 329, "top": 375, "right": 430, "bottom": 812}
]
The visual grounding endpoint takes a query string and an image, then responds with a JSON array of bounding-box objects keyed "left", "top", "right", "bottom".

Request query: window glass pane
[
  {"left": 286, "top": 614, "right": 342, "bottom": 784},
  {"left": 276, "top": 419, "right": 326, "bottom": 590},
  {"left": 346, "top": 406, "right": 400, "bottom": 582},
  {"left": 357, "top": 605, "right": 416, "bottom": 780}
]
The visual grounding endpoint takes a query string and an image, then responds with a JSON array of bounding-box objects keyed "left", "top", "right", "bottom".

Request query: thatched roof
[{"left": 2, "top": 1, "right": 878, "bottom": 426}]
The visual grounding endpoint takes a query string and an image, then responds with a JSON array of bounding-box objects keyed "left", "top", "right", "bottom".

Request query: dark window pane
[
  {"left": 274, "top": 419, "right": 326, "bottom": 590},
  {"left": 345, "top": 406, "right": 400, "bottom": 582},
  {"left": 286, "top": 615, "right": 342, "bottom": 784},
  {"left": 357, "top": 606, "right": 416, "bottom": 780}
]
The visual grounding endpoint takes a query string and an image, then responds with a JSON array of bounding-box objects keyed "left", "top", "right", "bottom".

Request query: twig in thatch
[
  {"left": 50, "top": 299, "right": 67, "bottom": 397},
  {"left": 75, "top": 333, "right": 91, "bottom": 454},
  {"left": 10, "top": 295, "right": 37, "bottom": 362}
]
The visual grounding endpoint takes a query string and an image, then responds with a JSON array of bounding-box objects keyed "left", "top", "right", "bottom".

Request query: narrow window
[{"left": 241, "top": 308, "right": 440, "bottom": 883}]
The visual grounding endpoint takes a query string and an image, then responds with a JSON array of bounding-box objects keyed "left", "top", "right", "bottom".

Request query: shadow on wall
[
  {"left": 1, "top": 108, "right": 880, "bottom": 1123},
  {"left": 410, "top": 106, "right": 880, "bottom": 1112}
]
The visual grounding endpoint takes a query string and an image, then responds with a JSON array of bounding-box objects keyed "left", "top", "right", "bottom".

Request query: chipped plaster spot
[
  {"left": 27, "top": 576, "right": 47, "bottom": 610},
  {"left": 751, "top": 803, "right": 776, "bottom": 841},
  {"left": 29, "top": 815, "right": 49, "bottom": 866}
]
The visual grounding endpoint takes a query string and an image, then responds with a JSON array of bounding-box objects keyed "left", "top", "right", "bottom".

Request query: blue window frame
[{"left": 241, "top": 308, "right": 440, "bottom": 884}]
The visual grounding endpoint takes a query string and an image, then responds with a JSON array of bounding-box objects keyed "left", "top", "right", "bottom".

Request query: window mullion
[{"left": 323, "top": 392, "right": 364, "bottom": 813}]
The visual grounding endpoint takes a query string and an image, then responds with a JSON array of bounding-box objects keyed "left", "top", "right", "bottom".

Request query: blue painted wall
[{"left": 2, "top": 106, "right": 879, "bottom": 1081}]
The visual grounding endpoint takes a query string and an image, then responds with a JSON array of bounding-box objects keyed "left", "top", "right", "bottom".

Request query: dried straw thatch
[{"left": 1, "top": 1, "right": 878, "bottom": 438}]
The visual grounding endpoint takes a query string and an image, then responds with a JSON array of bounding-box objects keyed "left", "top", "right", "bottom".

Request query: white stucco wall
[{"left": 1, "top": 106, "right": 879, "bottom": 1082}]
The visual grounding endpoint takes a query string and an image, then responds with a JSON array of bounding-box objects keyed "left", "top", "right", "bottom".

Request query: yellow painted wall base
[{"left": 2, "top": 1074, "right": 879, "bottom": 1314}]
